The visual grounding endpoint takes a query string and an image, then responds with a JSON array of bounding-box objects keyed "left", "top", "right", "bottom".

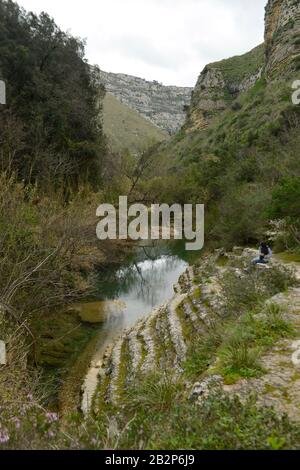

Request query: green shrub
[
  {"left": 219, "top": 264, "right": 296, "bottom": 315},
  {"left": 184, "top": 323, "right": 224, "bottom": 380},
  {"left": 218, "top": 335, "right": 263, "bottom": 382},
  {"left": 78, "top": 387, "right": 300, "bottom": 450}
]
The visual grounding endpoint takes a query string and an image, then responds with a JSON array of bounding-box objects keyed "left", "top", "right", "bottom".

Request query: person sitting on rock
[{"left": 252, "top": 241, "right": 272, "bottom": 265}]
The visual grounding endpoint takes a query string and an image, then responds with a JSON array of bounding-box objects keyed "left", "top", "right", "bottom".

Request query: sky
[{"left": 18, "top": 0, "right": 267, "bottom": 87}]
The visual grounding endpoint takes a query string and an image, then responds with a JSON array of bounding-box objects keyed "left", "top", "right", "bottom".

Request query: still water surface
[{"left": 80, "top": 241, "right": 195, "bottom": 412}]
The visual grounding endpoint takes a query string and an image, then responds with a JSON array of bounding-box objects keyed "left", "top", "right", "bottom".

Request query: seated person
[{"left": 252, "top": 241, "right": 272, "bottom": 265}]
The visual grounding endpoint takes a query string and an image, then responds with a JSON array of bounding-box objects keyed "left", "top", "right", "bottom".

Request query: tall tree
[{"left": 0, "top": 0, "right": 107, "bottom": 189}]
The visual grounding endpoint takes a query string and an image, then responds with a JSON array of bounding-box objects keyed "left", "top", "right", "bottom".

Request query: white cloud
[{"left": 17, "top": 0, "right": 267, "bottom": 86}]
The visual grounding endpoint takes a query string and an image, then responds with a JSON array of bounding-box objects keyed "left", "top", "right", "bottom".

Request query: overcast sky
[{"left": 18, "top": 0, "right": 267, "bottom": 87}]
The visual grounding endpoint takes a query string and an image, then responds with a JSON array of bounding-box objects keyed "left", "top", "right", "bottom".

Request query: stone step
[
  {"left": 127, "top": 328, "right": 143, "bottom": 379},
  {"left": 93, "top": 343, "right": 114, "bottom": 410},
  {"left": 166, "top": 294, "right": 187, "bottom": 367},
  {"left": 181, "top": 297, "right": 206, "bottom": 334},
  {"left": 140, "top": 308, "right": 160, "bottom": 373},
  {"left": 154, "top": 306, "right": 177, "bottom": 369}
]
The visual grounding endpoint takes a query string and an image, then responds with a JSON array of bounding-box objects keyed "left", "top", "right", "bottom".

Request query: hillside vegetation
[
  {"left": 1, "top": 0, "right": 300, "bottom": 452},
  {"left": 208, "top": 44, "right": 265, "bottom": 86},
  {"left": 98, "top": 69, "right": 192, "bottom": 134},
  {"left": 0, "top": 0, "right": 109, "bottom": 191},
  {"left": 103, "top": 93, "right": 169, "bottom": 154},
  {"left": 143, "top": 0, "right": 300, "bottom": 252},
  {"left": 0, "top": 0, "right": 130, "bottom": 430}
]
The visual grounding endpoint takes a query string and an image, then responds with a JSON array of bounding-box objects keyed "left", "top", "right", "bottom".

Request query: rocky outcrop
[
  {"left": 89, "top": 253, "right": 227, "bottom": 412},
  {"left": 83, "top": 247, "right": 300, "bottom": 426},
  {"left": 222, "top": 260, "right": 300, "bottom": 422},
  {"left": 265, "top": 0, "right": 300, "bottom": 77},
  {"left": 185, "top": 0, "right": 300, "bottom": 132},
  {"left": 185, "top": 45, "right": 264, "bottom": 132},
  {"left": 97, "top": 70, "right": 192, "bottom": 135}
]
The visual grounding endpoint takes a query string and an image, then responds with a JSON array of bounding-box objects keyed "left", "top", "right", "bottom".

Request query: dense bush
[
  {"left": 0, "top": 173, "right": 102, "bottom": 318},
  {"left": 0, "top": 0, "right": 107, "bottom": 189},
  {"left": 146, "top": 52, "right": 300, "bottom": 250},
  {"left": 267, "top": 176, "right": 300, "bottom": 250},
  {"left": 1, "top": 376, "right": 300, "bottom": 450},
  {"left": 219, "top": 264, "right": 297, "bottom": 315}
]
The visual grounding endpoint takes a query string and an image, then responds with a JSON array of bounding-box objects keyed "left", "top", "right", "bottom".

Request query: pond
[{"left": 80, "top": 240, "right": 197, "bottom": 413}]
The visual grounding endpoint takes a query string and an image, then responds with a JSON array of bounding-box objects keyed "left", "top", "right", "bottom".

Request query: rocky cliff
[
  {"left": 265, "top": 0, "right": 300, "bottom": 77},
  {"left": 97, "top": 70, "right": 192, "bottom": 135},
  {"left": 185, "top": 44, "right": 264, "bottom": 131},
  {"left": 186, "top": 0, "right": 300, "bottom": 132}
]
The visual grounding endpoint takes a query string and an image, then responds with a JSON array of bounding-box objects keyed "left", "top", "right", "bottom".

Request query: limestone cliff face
[
  {"left": 97, "top": 70, "right": 192, "bottom": 135},
  {"left": 186, "top": 45, "right": 264, "bottom": 132},
  {"left": 186, "top": 67, "right": 227, "bottom": 131},
  {"left": 186, "top": 0, "right": 300, "bottom": 132},
  {"left": 265, "top": 0, "right": 300, "bottom": 77}
]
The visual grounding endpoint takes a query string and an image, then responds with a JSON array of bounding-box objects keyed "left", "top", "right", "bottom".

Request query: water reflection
[
  {"left": 95, "top": 243, "right": 189, "bottom": 329},
  {"left": 81, "top": 241, "right": 193, "bottom": 413},
  {"left": 114, "top": 255, "right": 187, "bottom": 326}
]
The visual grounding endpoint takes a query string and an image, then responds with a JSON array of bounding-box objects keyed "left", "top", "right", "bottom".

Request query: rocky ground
[
  {"left": 90, "top": 248, "right": 300, "bottom": 423},
  {"left": 222, "top": 257, "right": 300, "bottom": 421}
]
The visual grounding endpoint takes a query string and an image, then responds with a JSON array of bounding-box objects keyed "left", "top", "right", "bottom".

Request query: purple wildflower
[
  {"left": 45, "top": 412, "right": 59, "bottom": 423},
  {"left": 0, "top": 430, "right": 9, "bottom": 444},
  {"left": 11, "top": 417, "right": 21, "bottom": 430}
]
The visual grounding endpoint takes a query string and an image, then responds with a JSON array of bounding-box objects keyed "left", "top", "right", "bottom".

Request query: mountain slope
[
  {"left": 146, "top": 0, "right": 300, "bottom": 248},
  {"left": 186, "top": 44, "right": 265, "bottom": 131},
  {"left": 98, "top": 70, "right": 192, "bottom": 135},
  {"left": 102, "top": 92, "right": 169, "bottom": 154}
]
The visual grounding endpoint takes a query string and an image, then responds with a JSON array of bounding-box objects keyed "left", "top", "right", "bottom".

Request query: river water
[{"left": 79, "top": 241, "right": 194, "bottom": 413}]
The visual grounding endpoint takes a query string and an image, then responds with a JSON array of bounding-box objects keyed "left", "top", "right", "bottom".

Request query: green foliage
[
  {"left": 2, "top": 382, "right": 300, "bottom": 450},
  {"left": 267, "top": 177, "right": 300, "bottom": 249},
  {"left": 123, "top": 373, "right": 181, "bottom": 414},
  {"left": 86, "top": 387, "right": 300, "bottom": 450},
  {"left": 212, "top": 183, "right": 271, "bottom": 247},
  {"left": 219, "top": 262, "right": 296, "bottom": 316},
  {"left": 215, "top": 303, "right": 294, "bottom": 383},
  {"left": 209, "top": 44, "right": 264, "bottom": 85},
  {"left": 269, "top": 176, "right": 300, "bottom": 220},
  {"left": 0, "top": 174, "right": 97, "bottom": 317},
  {"left": 218, "top": 336, "right": 263, "bottom": 382},
  {"left": 183, "top": 323, "right": 224, "bottom": 379},
  {"left": 258, "top": 303, "right": 295, "bottom": 339},
  {"left": 103, "top": 93, "right": 168, "bottom": 154},
  {"left": 0, "top": 0, "right": 107, "bottom": 188}
]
